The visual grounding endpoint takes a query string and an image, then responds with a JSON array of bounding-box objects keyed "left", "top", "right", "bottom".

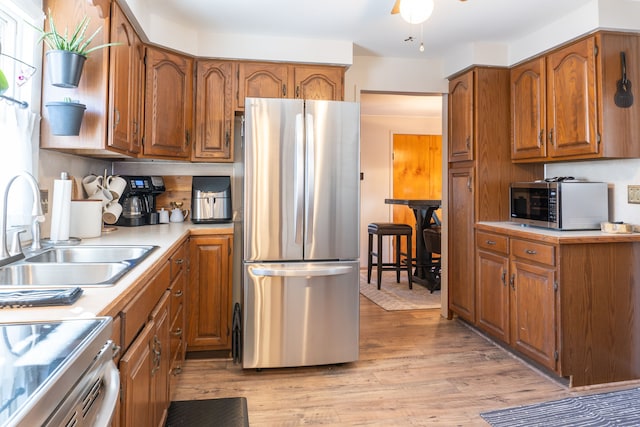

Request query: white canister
[{"left": 69, "top": 200, "right": 102, "bottom": 238}]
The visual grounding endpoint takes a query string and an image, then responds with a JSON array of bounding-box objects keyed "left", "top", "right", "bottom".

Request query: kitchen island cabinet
[
  {"left": 187, "top": 234, "right": 233, "bottom": 351},
  {"left": 476, "top": 222, "right": 640, "bottom": 387},
  {"left": 511, "top": 32, "right": 640, "bottom": 162}
]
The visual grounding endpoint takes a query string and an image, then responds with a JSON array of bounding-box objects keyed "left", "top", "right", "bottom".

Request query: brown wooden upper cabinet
[
  {"left": 108, "top": 2, "right": 142, "bottom": 156},
  {"left": 236, "top": 62, "right": 344, "bottom": 109},
  {"left": 448, "top": 71, "right": 474, "bottom": 162},
  {"left": 292, "top": 65, "right": 344, "bottom": 101},
  {"left": 511, "top": 32, "right": 640, "bottom": 162},
  {"left": 193, "top": 60, "right": 234, "bottom": 162},
  {"left": 143, "top": 46, "right": 194, "bottom": 160}
]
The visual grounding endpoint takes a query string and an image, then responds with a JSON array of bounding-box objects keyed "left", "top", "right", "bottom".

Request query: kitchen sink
[
  {"left": 0, "top": 262, "right": 131, "bottom": 287},
  {"left": 25, "top": 245, "right": 156, "bottom": 264}
]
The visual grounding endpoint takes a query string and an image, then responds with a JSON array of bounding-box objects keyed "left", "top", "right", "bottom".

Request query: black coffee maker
[{"left": 115, "top": 176, "right": 165, "bottom": 226}]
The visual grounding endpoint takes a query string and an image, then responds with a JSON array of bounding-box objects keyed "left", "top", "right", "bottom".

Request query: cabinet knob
[
  {"left": 172, "top": 328, "right": 183, "bottom": 337},
  {"left": 172, "top": 366, "right": 183, "bottom": 375},
  {"left": 548, "top": 128, "right": 554, "bottom": 145},
  {"left": 174, "top": 289, "right": 183, "bottom": 297},
  {"left": 175, "top": 258, "right": 184, "bottom": 265},
  {"left": 501, "top": 270, "right": 506, "bottom": 286},
  {"left": 510, "top": 274, "right": 515, "bottom": 290},
  {"left": 538, "top": 129, "right": 544, "bottom": 143},
  {"left": 525, "top": 249, "right": 537, "bottom": 255},
  {"left": 465, "top": 136, "right": 471, "bottom": 150}
]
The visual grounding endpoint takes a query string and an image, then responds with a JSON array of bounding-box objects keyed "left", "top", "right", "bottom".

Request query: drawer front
[
  {"left": 170, "top": 274, "right": 185, "bottom": 322},
  {"left": 477, "top": 231, "right": 508, "bottom": 254},
  {"left": 510, "top": 239, "right": 555, "bottom": 266},
  {"left": 170, "top": 244, "right": 187, "bottom": 281},
  {"left": 121, "top": 260, "right": 171, "bottom": 350}
]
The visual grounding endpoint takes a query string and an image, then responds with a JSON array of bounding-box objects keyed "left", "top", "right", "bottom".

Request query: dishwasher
[{"left": 0, "top": 317, "right": 119, "bottom": 426}]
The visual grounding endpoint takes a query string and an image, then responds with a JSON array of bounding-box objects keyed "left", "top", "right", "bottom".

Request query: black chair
[
  {"left": 367, "top": 223, "right": 413, "bottom": 290},
  {"left": 423, "top": 226, "right": 441, "bottom": 292}
]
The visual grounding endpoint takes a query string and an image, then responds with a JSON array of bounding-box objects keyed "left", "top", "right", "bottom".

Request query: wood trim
[{"left": 87, "top": 0, "right": 110, "bottom": 19}]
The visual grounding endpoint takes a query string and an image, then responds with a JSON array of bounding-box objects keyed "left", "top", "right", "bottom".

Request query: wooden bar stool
[{"left": 367, "top": 223, "right": 413, "bottom": 290}]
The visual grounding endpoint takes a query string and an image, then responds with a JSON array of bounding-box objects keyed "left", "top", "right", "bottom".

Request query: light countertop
[
  {"left": 477, "top": 221, "right": 640, "bottom": 244},
  {"left": 0, "top": 222, "right": 234, "bottom": 323}
]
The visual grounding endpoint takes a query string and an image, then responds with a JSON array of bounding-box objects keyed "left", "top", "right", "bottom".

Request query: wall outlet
[
  {"left": 628, "top": 185, "right": 640, "bottom": 204},
  {"left": 40, "top": 189, "right": 48, "bottom": 214}
]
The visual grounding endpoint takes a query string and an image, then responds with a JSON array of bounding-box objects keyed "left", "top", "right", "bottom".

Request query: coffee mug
[
  {"left": 105, "top": 175, "right": 127, "bottom": 201},
  {"left": 82, "top": 174, "right": 103, "bottom": 197},
  {"left": 103, "top": 201, "right": 123, "bottom": 224},
  {"left": 158, "top": 208, "right": 170, "bottom": 224},
  {"left": 89, "top": 187, "right": 114, "bottom": 207}
]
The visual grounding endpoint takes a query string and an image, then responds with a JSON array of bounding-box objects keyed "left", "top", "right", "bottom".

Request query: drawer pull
[
  {"left": 486, "top": 240, "right": 496, "bottom": 245},
  {"left": 501, "top": 270, "right": 506, "bottom": 286},
  {"left": 174, "top": 259, "right": 184, "bottom": 265},
  {"left": 172, "top": 328, "right": 183, "bottom": 337},
  {"left": 510, "top": 274, "right": 515, "bottom": 290},
  {"left": 172, "top": 366, "right": 183, "bottom": 375},
  {"left": 174, "top": 290, "right": 183, "bottom": 297},
  {"left": 525, "top": 249, "right": 537, "bottom": 255}
]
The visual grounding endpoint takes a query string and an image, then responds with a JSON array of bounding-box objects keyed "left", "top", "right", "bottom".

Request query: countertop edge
[{"left": 477, "top": 221, "right": 640, "bottom": 244}]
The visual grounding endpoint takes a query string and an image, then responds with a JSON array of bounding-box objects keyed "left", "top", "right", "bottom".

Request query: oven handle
[{"left": 93, "top": 359, "right": 120, "bottom": 427}]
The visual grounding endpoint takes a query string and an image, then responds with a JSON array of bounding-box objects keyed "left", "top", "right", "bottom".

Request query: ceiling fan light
[{"left": 399, "top": 0, "right": 434, "bottom": 25}]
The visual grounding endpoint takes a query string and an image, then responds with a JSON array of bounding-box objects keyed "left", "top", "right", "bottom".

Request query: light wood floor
[{"left": 171, "top": 296, "right": 632, "bottom": 426}]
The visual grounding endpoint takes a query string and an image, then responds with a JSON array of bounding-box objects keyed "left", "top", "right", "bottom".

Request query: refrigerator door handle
[
  {"left": 251, "top": 265, "right": 352, "bottom": 277},
  {"left": 294, "top": 113, "right": 305, "bottom": 244},
  {"left": 305, "top": 112, "right": 315, "bottom": 245}
]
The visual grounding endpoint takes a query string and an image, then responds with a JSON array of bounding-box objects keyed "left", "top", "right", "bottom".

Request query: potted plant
[
  {"left": 46, "top": 97, "right": 86, "bottom": 136},
  {"left": 31, "top": 10, "right": 118, "bottom": 88}
]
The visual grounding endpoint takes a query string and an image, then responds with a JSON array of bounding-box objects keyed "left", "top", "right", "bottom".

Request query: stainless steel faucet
[{"left": 0, "top": 172, "right": 45, "bottom": 264}]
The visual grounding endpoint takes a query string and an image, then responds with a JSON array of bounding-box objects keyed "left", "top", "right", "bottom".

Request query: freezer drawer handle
[{"left": 251, "top": 265, "right": 352, "bottom": 277}]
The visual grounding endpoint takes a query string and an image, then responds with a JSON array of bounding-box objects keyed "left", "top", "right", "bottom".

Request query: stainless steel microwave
[{"left": 510, "top": 181, "right": 608, "bottom": 230}]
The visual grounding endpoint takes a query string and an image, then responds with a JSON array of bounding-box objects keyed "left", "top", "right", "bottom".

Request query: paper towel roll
[
  {"left": 50, "top": 175, "right": 72, "bottom": 241},
  {"left": 69, "top": 200, "right": 102, "bottom": 238}
]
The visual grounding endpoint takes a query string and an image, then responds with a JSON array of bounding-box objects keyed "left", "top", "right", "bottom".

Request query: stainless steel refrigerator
[{"left": 243, "top": 97, "right": 360, "bottom": 369}]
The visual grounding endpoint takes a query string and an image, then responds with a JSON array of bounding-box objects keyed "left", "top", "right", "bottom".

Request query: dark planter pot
[
  {"left": 46, "top": 102, "right": 86, "bottom": 136},
  {"left": 46, "top": 50, "right": 86, "bottom": 88}
]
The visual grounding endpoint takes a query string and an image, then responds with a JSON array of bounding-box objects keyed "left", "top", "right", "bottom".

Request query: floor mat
[
  {"left": 481, "top": 387, "right": 640, "bottom": 426},
  {"left": 165, "top": 397, "right": 249, "bottom": 427},
  {"left": 359, "top": 271, "right": 441, "bottom": 311}
]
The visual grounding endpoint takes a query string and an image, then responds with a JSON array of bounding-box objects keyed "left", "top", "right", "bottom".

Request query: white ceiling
[{"left": 151, "top": 0, "right": 594, "bottom": 60}]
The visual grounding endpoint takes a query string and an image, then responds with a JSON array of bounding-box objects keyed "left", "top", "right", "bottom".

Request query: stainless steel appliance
[
  {"left": 0, "top": 317, "right": 118, "bottom": 426},
  {"left": 510, "top": 180, "right": 609, "bottom": 230},
  {"left": 243, "top": 97, "right": 360, "bottom": 369},
  {"left": 115, "top": 176, "right": 165, "bottom": 227},
  {"left": 191, "top": 176, "right": 232, "bottom": 223}
]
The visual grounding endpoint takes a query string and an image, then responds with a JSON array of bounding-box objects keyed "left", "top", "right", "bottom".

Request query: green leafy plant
[{"left": 30, "top": 10, "right": 118, "bottom": 57}]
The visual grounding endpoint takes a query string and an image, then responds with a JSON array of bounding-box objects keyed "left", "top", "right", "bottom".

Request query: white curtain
[{"left": 0, "top": 102, "right": 39, "bottom": 227}]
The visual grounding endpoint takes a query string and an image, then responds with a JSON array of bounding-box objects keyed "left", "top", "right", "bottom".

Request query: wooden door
[
  {"left": 510, "top": 260, "right": 557, "bottom": 370},
  {"left": 119, "top": 322, "right": 154, "bottom": 427},
  {"left": 292, "top": 65, "right": 343, "bottom": 100},
  {"left": 187, "top": 235, "right": 233, "bottom": 351},
  {"left": 143, "top": 46, "right": 193, "bottom": 159},
  {"left": 108, "top": 3, "right": 137, "bottom": 155},
  {"left": 392, "top": 134, "right": 442, "bottom": 257},
  {"left": 448, "top": 71, "right": 474, "bottom": 162},
  {"left": 511, "top": 57, "right": 546, "bottom": 160},
  {"left": 193, "top": 60, "right": 234, "bottom": 161},
  {"left": 151, "top": 292, "right": 171, "bottom": 427},
  {"left": 448, "top": 166, "right": 475, "bottom": 323},
  {"left": 476, "top": 249, "right": 510, "bottom": 343},
  {"left": 236, "top": 62, "right": 289, "bottom": 109},
  {"left": 546, "top": 37, "right": 598, "bottom": 158}
]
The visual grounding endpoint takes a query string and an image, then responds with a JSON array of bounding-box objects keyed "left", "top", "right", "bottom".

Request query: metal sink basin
[
  {"left": 0, "top": 262, "right": 131, "bottom": 287},
  {"left": 25, "top": 245, "right": 156, "bottom": 264}
]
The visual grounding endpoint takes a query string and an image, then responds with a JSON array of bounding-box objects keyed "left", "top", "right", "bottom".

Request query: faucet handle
[{"left": 8, "top": 228, "right": 26, "bottom": 256}]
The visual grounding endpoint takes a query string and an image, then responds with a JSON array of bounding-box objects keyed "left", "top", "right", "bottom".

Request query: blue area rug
[{"left": 481, "top": 387, "right": 640, "bottom": 426}]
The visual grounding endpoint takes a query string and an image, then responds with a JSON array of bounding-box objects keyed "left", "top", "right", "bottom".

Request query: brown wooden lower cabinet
[
  {"left": 187, "top": 234, "right": 233, "bottom": 351},
  {"left": 475, "top": 225, "right": 640, "bottom": 387}
]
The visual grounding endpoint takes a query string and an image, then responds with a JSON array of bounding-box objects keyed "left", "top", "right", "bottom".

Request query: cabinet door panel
[
  {"left": 188, "top": 235, "right": 233, "bottom": 350},
  {"left": 510, "top": 260, "right": 557, "bottom": 370},
  {"left": 293, "top": 66, "right": 343, "bottom": 100},
  {"left": 119, "top": 322, "right": 154, "bottom": 427},
  {"left": 476, "top": 250, "right": 510, "bottom": 343},
  {"left": 143, "top": 47, "right": 193, "bottom": 159},
  {"left": 547, "top": 37, "right": 598, "bottom": 158},
  {"left": 236, "top": 63, "right": 289, "bottom": 109},
  {"left": 448, "top": 72, "right": 473, "bottom": 162},
  {"left": 511, "top": 57, "right": 546, "bottom": 160},
  {"left": 194, "top": 60, "right": 234, "bottom": 161},
  {"left": 448, "top": 167, "right": 475, "bottom": 322}
]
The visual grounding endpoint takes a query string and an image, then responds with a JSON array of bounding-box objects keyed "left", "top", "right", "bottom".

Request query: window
[{"left": 0, "top": 0, "right": 42, "bottom": 227}]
